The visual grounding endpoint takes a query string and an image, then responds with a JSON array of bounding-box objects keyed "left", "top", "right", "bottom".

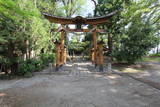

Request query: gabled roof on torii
[{"left": 43, "top": 11, "right": 118, "bottom": 25}]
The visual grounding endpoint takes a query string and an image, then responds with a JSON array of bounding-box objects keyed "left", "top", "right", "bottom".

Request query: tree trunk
[
  {"left": 157, "top": 44, "right": 159, "bottom": 54},
  {"left": 29, "top": 48, "right": 31, "bottom": 59},
  {"left": 91, "top": 0, "right": 97, "bottom": 16},
  {"left": 107, "top": 34, "right": 113, "bottom": 73},
  {"left": 108, "top": 34, "right": 113, "bottom": 56},
  {"left": 25, "top": 40, "right": 29, "bottom": 59},
  {"left": 8, "top": 42, "right": 18, "bottom": 74}
]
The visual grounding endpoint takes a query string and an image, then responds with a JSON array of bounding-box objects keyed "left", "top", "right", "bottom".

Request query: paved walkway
[
  {"left": 0, "top": 61, "right": 160, "bottom": 107},
  {"left": 132, "top": 62, "right": 160, "bottom": 83},
  {"left": 114, "top": 62, "right": 160, "bottom": 90}
]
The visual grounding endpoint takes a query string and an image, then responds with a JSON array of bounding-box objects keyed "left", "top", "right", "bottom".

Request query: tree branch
[{"left": 91, "top": 0, "right": 97, "bottom": 8}]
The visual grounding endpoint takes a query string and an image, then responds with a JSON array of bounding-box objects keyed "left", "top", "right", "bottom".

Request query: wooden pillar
[
  {"left": 64, "top": 47, "right": 67, "bottom": 64},
  {"left": 91, "top": 48, "right": 94, "bottom": 64},
  {"left": 97, "top": 43, "right": 104, "bottom": 72},
  {"left": 92, "top": 25, "right": 97, "bottom": 65},
  {"left": 55, "top": 42, "right": 61, "bottom": 70},
  {"left": 60, "top": 27, "right": 65, "bottom": 65}
]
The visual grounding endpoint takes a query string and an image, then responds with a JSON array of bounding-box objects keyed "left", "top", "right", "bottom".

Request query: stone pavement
[
  {"left": 0, "top": 61, "right": 160, "bottom": 107},
  {"left": 113, "top": 62, "right": 160, "bottom": 90}
]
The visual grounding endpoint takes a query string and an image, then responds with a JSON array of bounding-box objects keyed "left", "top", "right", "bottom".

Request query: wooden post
[
  {"left": 92, "top": 25, "right": 97, "bottom": 66},
  {"left": 64, "top": 47, "right": 67, "bottom": 64},
  {"left": 97, "top": 43, "right": 104, "bottom": 72},
  {"left": 55, "top": 42, "right": 61, "bottom": 71},
  {"left": 91, "top": 48, "right": 94, "bottom": 64},
  {"left": 60, "top": 27, "right": 65, "bottom": 65}
]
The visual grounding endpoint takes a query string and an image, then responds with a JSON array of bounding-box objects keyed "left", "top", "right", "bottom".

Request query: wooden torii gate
[{"left": 43, "top": 11, "right": 117, "bottom": 71}]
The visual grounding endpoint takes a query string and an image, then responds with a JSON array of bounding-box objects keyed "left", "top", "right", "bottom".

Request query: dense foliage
[
  {"left": 0, "top": 0, "right": 56, "bottom": 75},
  {"left": 93, "top": 0, "right": 160, "bottom": 63},
  {"left": 0, "top": 0, "right": 85, "bottom": 76},
  {"left": 68, "top": 35, "right": 90, "bottom": 55}
]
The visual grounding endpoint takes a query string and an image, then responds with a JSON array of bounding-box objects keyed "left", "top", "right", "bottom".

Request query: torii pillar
[
  {"left": 55, "top": 41, "right": 61, "bottom": 71},
  {"left": 60, "top": 27, "right": 65, "bottom": 65},
  {"left": 55, "top": 25, "right": 66, "bottom": 71},
  {"left": 97, "top": 42, "right": 104, "bottom": 72},
  {"left": 92, "top": 25, "right": 97, "bottom": 66}
]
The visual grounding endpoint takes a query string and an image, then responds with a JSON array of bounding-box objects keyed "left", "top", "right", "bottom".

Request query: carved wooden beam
[
  {"left": 51, "top": 28, "right": 106, "bottom": 33},
  {"left": 43, "top": 11, "right": 118, "bottom": 25}
]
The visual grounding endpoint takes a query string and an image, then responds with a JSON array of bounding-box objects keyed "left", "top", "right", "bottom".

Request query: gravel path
[
  {"left": 134, "top": 62, "right": 160, "bottom": 83},
  {"left": 113, "top": 62, "right": 160, "bottom": 90},
  {"left": 0, "top": 61, "right": 160, "bottom": 107}
]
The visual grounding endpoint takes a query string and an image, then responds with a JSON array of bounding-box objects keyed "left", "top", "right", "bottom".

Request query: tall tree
[
  {"left": 93, "top": 0, "right": 160, "bottom": 63},
  {"left": 114, "top": 0, "right": 160, "bottom": 63},
  {"left": 58, "top": 0, "right": 84, "bottom": 17},
  {"left": 0, "top": 0, "right": 54, "bottom": 74}
]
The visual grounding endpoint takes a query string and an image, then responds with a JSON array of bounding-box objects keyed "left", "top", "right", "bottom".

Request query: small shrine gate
[{"left": 43, "top": 11, "right": 117, "bottom": 71}]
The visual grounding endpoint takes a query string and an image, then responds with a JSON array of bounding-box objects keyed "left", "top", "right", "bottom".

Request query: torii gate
[{"left": 43, "top": 11, "right": 117, "bottom": 71}]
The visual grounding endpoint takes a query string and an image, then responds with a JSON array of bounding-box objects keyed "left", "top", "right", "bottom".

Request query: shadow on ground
[{"left": 0, "top": 61, "right": 160, "bottom": 107}]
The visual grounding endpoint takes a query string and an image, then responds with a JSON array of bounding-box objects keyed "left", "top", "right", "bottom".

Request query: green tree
[
  {"left": 0, "top": 0, "right": 54, "bottom": 74},
  {"left": 58, "top": 0, "right": 85, "bottom": 17},
  {"left": 113, "top": 0, "right": 160, "bottom": 63},
  {"left": 68, "top": 35, "right": 86, "bottom": 55},
  {"left": 93, "top": 0, "right": 160, "bottom": 63}
]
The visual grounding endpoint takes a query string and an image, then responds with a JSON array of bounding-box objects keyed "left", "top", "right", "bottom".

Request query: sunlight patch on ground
[
  {"left": 107, "top": 75, "right": 120, "bottom": 79},
  {"left": 94, "top": 74, "right": 103, "bottom": 78},
  {"left": 138, "top": 72, "right": 151, "bottom": 78},
  {"left": 75, "top": 62, "right": 91, "bottom": 66},
  {"left": 120, "top": 68, "right": 144, "bottom": 73},
  {"left": 66, "top": 64, "right": 73, "bottom": 67},
  {"left": 109, "top": 88, "right": 117, "bottom": 93},
  {"left": 157, "top": 72, "right": 160, "bottom": 75},
  {"left": 0, "top": 72, "right": 5, "bottom": 75},
  {"left": 0, "top": 93, "right": 6, "bottom": 97},
  {"left": 82, "top": 70, "right": 91, "bottom": 73}
]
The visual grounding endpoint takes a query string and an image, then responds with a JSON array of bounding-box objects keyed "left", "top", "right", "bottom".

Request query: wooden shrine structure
[{"left": 43, "top": 11, "right": 117, "bottom": 71}]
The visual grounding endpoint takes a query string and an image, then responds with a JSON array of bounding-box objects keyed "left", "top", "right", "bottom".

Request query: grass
[
  {"left": 141, "top": 56, "right": 160, "bottom": 62},
  {"left": 112, "top": 56, "right": 160, "bottom": 73},
  {"left": 112, "top": 63, "right": 146, "bottom": 73},
  {"left": 113, "top": 67, "right": 144, "bottom": 73}
]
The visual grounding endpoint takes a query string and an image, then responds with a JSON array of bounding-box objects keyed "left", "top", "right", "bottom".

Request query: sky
[
  {"left": 61, "top": 0, "right": 94, "bottom": 29},
  {"left": 67, "top": 0, "right": 95, "bottom": 41},
  {"left": 81, "top": 0, "right": 95, "bottom": 17}
]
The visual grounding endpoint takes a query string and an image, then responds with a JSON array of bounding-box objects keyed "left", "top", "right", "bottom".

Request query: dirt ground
[{"left": 0, "top": 61, "right": 160, "bottom": 107}]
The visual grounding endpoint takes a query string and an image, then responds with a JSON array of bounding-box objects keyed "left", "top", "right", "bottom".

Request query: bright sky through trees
[
  {"left": 81, "top": 0, "right": 95, "bottom": 16},
  {"left": 66, "top": 0, "right": 95, "bottom": 41}
]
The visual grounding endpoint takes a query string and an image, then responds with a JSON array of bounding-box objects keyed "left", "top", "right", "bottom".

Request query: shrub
[
  {"left": 0, "top": 57, "right": 15, "bottom": 74},
  {"left": 17, "top": 53, "right": 55, "bottom": 76},
  {"left": 113, "top": 50, "right": 141, "bottom": 64},
  {"left": 149, "top": 53, "right": 160, "bottom": 57},
  {"left": 18, "top": 58, "right": 43, "bottom": 76},
  {"left": 39, "top": 53, "right": 55, "bottom": 66},
  {"left": 18, "top": 59, "right": 35, "bottom": 76}
]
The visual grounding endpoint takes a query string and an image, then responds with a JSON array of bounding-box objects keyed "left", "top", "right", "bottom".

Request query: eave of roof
[{"left": 43, "top": 10, "right": 118, "bottom": 25}]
